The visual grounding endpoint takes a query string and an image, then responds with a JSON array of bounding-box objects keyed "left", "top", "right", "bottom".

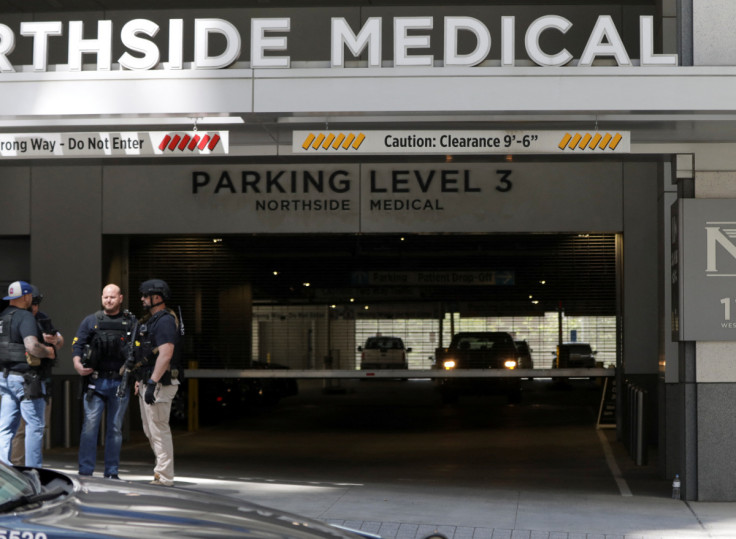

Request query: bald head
[{"left": 101, "top": 283, "right": 124, "bottom": 315}]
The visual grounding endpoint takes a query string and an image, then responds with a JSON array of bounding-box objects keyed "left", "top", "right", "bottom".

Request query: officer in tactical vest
[
  {"left": 72, "top": 284, "right": 135, "bottom": 479},
  {"left": 0, "top": 280, "right": 56, "bottom": 467},
  {"left": 11, "top": 284, "right": 64, "bottom": 465},
  {"left": 134, "top": 279, "right": 181, "bottom": 486}
]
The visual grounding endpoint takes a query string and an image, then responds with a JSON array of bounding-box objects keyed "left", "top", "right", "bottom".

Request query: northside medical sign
[
  {"left": 675, "top": 199, "right": 736, "bottom": 340},
  {"left": 0, "top": 15, "right": 677, "bottom": 72}
]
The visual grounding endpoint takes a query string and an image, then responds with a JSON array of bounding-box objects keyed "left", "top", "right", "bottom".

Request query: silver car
[{"left": 0, "top": 463, "right": 378, "bottom": 538}]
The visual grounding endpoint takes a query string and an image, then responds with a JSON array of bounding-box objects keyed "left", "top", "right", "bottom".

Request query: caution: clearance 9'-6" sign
[
  {"left": 293, "top": 130, "right": 630, "bottom": 155},
  {"left": 0, "top": 131, "right": 229, "bottom": 159}
]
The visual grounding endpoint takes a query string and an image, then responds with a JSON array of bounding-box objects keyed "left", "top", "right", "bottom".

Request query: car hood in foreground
[{"left": 7, "top": 470, "right": 366, "bottom": 539}]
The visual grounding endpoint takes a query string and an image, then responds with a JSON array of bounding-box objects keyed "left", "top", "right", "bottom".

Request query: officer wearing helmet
[
  {"left": 134, "top": 279, "right": 181, "bottom": 486},
  {"left": 11, "top": 284, "right": 64, "bottom": 465}
]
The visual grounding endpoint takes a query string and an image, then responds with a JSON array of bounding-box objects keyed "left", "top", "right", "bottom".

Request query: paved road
[{"left": 45, "top": 379, "right": 735, "bottom": 538}]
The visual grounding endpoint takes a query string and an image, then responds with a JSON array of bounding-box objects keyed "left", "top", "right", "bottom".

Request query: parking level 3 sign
[{"left": 293, "top": 130, "right": 630, "bottom": 155}]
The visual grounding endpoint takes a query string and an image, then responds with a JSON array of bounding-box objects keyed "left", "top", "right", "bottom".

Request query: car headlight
[
  {"left": 442, "top": 359, "right": 456, "bottom": 370},
  {"left": 504, "top": 359, "right": 517, "bottom": 369}
]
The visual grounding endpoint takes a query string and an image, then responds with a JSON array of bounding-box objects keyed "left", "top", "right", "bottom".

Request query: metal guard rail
[{"left": 184, "top": 368, "right": 615, "bottom": 379}]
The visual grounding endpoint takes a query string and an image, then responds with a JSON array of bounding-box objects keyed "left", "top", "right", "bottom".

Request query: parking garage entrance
[{"left": 124, "top": 232, "right": 618, "bottom": 375}]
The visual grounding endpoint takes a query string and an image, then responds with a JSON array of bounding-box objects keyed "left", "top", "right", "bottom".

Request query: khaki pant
[
  {"left": 139, "top": 382, "right": 178, "bottom": 485},
  {"left": 11, "top": 398, "right": 52, "bottom": 466}
]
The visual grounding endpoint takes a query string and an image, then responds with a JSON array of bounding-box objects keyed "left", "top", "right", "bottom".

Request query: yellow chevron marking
[
  {"left": 558, "top": 132, "right": 625, "bottom": 151},
  {"left": 333, "top": 134, "right": 346, "bottom": 149},
  {"left": 343, "top": 134, "right": 355, "bottom": 149},
  {"left": 579, "top": 134, "right": 592, "bottom": 150},
  {"left": 352, "top": 133, "right": 366, "bottom": 149},
  {"left": 312, "top": 134, "right": 326, "bottom": 149},
  {"left": 302, "top": 133, "right": 316, "bottom": 150},
  {"left": 589, "top": 133, "right": 602, "bottom": 150},
  {"left": 323, "top": 134, "right": 335, "bottom": 149},
  {"left": 609, "top": 133, "right": 623, "bottom": 150},
  {"left": 559, "top": 133, "right": 572, "bottom": 149}
]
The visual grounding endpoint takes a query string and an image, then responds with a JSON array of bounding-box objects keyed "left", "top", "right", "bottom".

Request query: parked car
[
  {"left": 0, "top": 462, "right": 377, "bottom": 538},
  {"left": 514, "top": 340, "right": 534, "bottom": 369},
  {"left": 552, "top": 342, "right": 598, "bottom": 368},
  {"left": 358, "top": 336, "right": 411, "bottom": 369}
]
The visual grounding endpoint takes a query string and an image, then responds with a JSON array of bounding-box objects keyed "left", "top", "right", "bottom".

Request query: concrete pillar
[{"left": 30, "top": 165, "right": 104, "bottom": 449}]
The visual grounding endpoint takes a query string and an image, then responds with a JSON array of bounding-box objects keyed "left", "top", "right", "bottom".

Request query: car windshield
[
  {"left": 366, "top": 338, "right": 403, "bottom": 349},
  {"left": 568, "top": 345, "right": 592, "bottom": 354},
  {"left": 457, "top": 338, "right": 499, "bottom": 350},
  {"left": 0, "top": 463, "right": 36, "bottom": 505}
]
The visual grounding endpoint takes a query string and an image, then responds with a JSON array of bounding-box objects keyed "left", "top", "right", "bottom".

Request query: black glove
[{"left": 144, "top": 379, "right": 157, "bottom": 405}]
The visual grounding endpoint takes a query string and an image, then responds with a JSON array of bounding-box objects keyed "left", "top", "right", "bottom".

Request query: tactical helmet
[
  {"left": 30, "top": 284, "right": 43, "bottom": 305},
  {"left": 139, "top": 279, "right": 171, "bottom": 302}
]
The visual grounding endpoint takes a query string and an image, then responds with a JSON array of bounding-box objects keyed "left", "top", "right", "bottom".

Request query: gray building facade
[{"left": 1, "top": 0, "right": 735, "bottom": 501}]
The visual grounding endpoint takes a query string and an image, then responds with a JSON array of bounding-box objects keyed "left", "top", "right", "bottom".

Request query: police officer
[
  {"left": 11, "top": 284, "right": 64, "bottom": 465},
  {"left": 72, "top": 284, "right": 135, "bottom": 479},
  {"left": 0, "top": 280, "right": 56, "bottom": 467},
  {"left": 135, "top": 279, "right": 181, "bottom": 486}
]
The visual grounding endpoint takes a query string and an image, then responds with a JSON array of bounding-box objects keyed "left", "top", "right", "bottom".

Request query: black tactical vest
[
  {"left": 89, "top": 311, "right": 133, "bottom": 372},
  {"left": 138, "top": 309, "right": 181, "bottom": 384},
  {"left": 0, "top": 310, "right": 27, "bottom": 367}
]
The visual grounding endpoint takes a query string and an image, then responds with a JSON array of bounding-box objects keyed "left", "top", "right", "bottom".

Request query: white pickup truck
[{"left": 358, "top": 336, "right": 411, "bottom": 370}]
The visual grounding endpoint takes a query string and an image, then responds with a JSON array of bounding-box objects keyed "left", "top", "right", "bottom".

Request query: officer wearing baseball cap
[
  {"left": 0, "top": 280, "right": 56, "bottom": 467},
  {"left": 10, "top": 284, "right": 65, "bottom": 466}
]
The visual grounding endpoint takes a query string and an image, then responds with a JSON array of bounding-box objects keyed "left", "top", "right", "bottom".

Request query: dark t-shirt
[
  {"left": 1, "top": 306, "right": 40, "bottom": 372},
  {"left": 3, "top": 306, "right": 38, "bottom": 343},
  {"left": 148, "top": 310, "right": 178, "bottom": 348}
]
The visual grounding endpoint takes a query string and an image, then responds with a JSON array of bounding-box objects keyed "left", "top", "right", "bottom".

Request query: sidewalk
[{"left": 43, "top": 428, "right": 736, "bottom": 539}]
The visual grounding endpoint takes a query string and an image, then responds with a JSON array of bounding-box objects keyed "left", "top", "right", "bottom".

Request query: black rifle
[
  {"left": 36, "top": 315, "right": 56, "bottom": 337},
  {"left": 116, "top": 318, "right": 139, "bottom": 399}
]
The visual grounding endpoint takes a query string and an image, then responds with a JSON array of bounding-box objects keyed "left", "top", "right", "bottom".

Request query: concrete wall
[
  {"left": 663, "top": 0, "right": 736, "bottom": 501},
  {"left": 693, "top": 0, "right": 736, "bottom": 65},
  {"left": 623, "top": 162, "right": 660, "bottom": 376},
  {"left": 29, "top": 166, "right": 103, "bottom": 377}
]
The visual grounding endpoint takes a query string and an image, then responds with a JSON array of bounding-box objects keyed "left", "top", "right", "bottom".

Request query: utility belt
[
  {"left": 97, "top": 369, "right": 123, "bottom": 380},
  {"left": 2, "top": 366, "right": 45, "bottom": 400},
  {"left": 2, "top": 367, "right": 26, "bottom": 378},
  {"left": 2, "top": 361, "right": 35, "bottom": 378}
]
